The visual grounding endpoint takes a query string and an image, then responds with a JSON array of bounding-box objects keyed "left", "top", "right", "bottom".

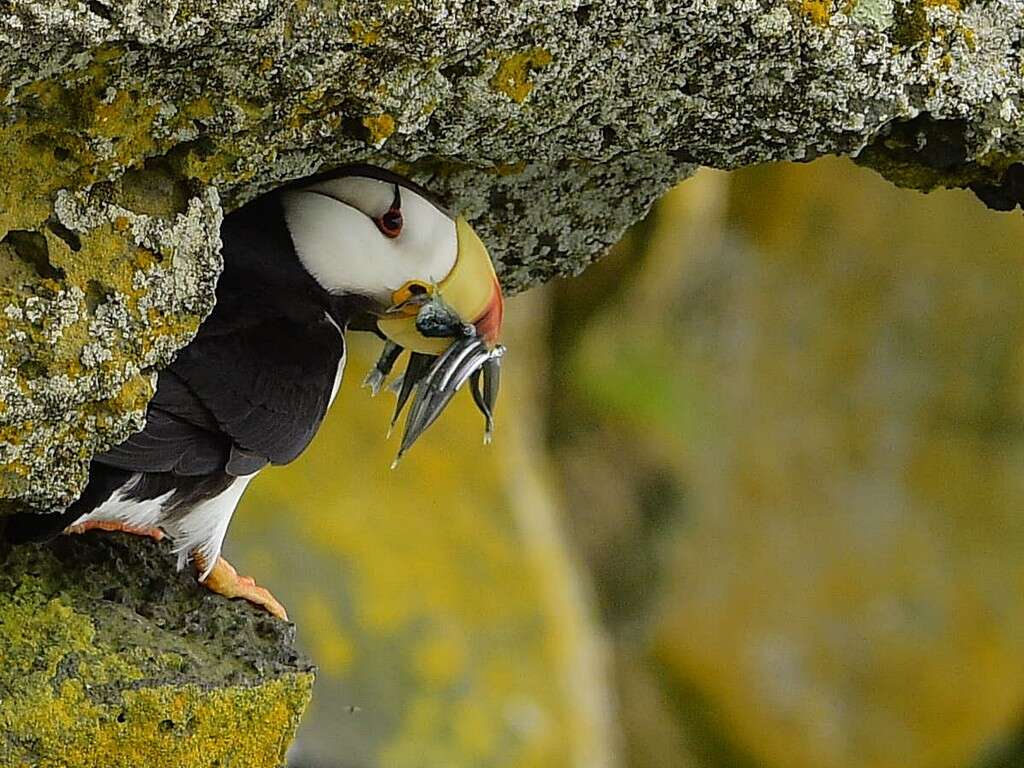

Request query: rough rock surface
[
  {"left": 0, "top": 532, "right": 314, "bottom": 767},
  {"left": 2, "top": 1, "right": 1024, "bottom": 514}
]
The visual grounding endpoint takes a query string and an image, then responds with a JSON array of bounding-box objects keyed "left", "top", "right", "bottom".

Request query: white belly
[{"left": 73, "top": 473, "right": 256, "bottom": 579}]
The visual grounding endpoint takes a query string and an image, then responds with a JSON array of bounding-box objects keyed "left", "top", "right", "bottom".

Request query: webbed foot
[{"left": 194, "top": 553, "right": 288, "bottom": 621}]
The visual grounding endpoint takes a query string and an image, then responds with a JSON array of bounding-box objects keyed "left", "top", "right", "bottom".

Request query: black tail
[{"left": 2, "top": 465, "right": 132, "bottom": 544}]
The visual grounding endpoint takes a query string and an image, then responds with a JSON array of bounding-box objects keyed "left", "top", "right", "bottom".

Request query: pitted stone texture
[
  {"left": 2, "top": 0, "right": 1024, "bottom": 507},
  {"left": 6, "top": 1, "right": 1024, "bottom": 282},
  {"left": 0, "top": 187, "right": 221, "bottom": 510},
  {"left": 0, "top": 533, "right": 314, "bottom": 768}
]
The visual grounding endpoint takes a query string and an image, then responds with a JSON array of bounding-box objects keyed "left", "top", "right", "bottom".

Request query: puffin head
[{"left": 280, "top": 166, "right": 506, "bottom": 462}]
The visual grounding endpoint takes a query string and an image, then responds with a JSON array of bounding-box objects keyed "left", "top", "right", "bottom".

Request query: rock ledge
[{"left": 0, "top": 532, "right": 313, "bottom": 768}]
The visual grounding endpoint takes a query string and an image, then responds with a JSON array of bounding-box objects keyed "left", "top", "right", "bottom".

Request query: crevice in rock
[
  {"left": 46, "top": 216, "right": 81, "bottom": 253},
  {"left": 1, "top": 230, "right": 65, "bottom": 281},
  {"left": 84, "top": 279, "right": 110, "bottom": 314}
]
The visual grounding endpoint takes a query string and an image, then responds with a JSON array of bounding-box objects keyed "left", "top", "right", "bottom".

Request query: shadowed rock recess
[{"left": 2, "top": 0, "right": 1024, "bottom": 761}]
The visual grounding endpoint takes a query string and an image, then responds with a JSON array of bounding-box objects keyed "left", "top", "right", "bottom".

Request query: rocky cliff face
[{"left": 1, "top": 0, "right": 1024, "bottom": 511}]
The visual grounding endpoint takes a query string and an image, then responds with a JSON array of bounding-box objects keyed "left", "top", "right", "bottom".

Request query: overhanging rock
[{"left": 2, "top": 0, "right": 1024, "bottom": 508}]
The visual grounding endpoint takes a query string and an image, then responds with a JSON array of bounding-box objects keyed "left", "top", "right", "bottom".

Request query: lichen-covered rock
[
  {"left": 4, "top": 1, "right": 1024, "bottom": 515},
  {"left": 0, "top": 184, "right": 221, "bottom": 510},
  {"left": 0, "top": 532, "right": 314, "bottom": 768}
]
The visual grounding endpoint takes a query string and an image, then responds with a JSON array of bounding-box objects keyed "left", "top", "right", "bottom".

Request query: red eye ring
[{"left": 377, "top": 207, "right": 403, "bottom": 238}]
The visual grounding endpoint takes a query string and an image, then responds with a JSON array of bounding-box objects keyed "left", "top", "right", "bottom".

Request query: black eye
[
  {"left": 408, "top": 283, "right": 427, "bottom": 295},
  {"left": 377, "top": 207, "right": 403, "bottom": 238}
]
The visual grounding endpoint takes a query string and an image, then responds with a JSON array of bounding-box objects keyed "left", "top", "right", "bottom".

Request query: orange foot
[
  {"left": 65, "top": 520, "right": 165, "bottom": 541},
  {"left": 194, "top": 553, "right": 289, "bottom": 621}
]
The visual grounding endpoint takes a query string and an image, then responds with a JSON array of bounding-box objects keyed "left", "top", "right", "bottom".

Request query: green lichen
[
  {"left": 0, "top": 534, "right": 315, "bottom": 767},
  {"left": 849, "top": 0, "right": 895, "bottom": 29}
]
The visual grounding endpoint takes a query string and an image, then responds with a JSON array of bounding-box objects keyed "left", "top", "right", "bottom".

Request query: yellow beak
[{"left": 377, "top": 217, "right": 504, "bottom": 355}]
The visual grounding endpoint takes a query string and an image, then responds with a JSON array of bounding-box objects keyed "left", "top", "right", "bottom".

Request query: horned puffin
[{"left": 8, "top": 165, "right": 506, "bottom": 620}]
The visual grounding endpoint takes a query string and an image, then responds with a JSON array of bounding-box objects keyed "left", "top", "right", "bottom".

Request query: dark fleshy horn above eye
[{"left": 375, "top": 184, "right": 403, "bottom": 238}]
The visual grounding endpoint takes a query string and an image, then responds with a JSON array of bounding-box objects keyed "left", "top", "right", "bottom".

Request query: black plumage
[{"left": 9, "top": 189, "right": 354, "bottom": 541}]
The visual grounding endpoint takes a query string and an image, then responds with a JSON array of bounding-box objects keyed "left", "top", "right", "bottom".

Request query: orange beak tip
[{"left": 474, "top": 279, "right": 505, "bottom": 347}]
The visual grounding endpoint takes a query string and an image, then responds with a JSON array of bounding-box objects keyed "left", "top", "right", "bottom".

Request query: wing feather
[
  {"left": 96, "top": 314, "right": 344, "bottom": 477},
  {"left": 168, "top": 316, "right": 343, "bottom": 465}
]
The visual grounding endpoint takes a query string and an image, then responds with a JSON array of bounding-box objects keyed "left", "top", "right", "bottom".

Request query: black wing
[{"left": 96, "top": 315, "right": 344, "bottom": 477}]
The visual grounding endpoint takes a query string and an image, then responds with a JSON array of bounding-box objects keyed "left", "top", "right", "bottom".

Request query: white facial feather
[
  {"left": 281, "top": 176, "right": 457, "bottom": 302},
  {"left": 305, "top": 176, "right": 395, "bottom": 218}
]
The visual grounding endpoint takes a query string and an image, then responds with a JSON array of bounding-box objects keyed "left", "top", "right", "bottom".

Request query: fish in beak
[{"left": 367, "top": 217, "right": 506, "bottom": 462}]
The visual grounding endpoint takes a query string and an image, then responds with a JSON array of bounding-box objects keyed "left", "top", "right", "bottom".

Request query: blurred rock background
[{"left": 226, "top": 157, "right": 1024, "bottom": 768}]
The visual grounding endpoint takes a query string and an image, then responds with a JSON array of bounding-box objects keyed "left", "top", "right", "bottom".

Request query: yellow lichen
[
  {"left": 92, "top": 44, "right": 125, "bottom": 64},
  {"left": 800, "top": 0, "right": 832, "bottom": 25},
  {"left": 490, "top": 160, "right": 528, "bottom": 176},
  {"left": 893, "top": 0, "right": 932, "bottom": 47},
  {"left": 362, "top": 113, "right": 396, "bottom": 146},
  {"left": 0, "top": 576, "right": 313, "bottom": 768},
  {"left": 182, "top": 96, "right": 216, "bottom": 121},
  {"left": 0, "top": 48, "right": 241, "bottom": 504},
  {"left": 351, "top": 20, "right": 382, "bottom": 45},
  {"left": 489, "top": 48, "right": 553, "bottom": 103}
]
